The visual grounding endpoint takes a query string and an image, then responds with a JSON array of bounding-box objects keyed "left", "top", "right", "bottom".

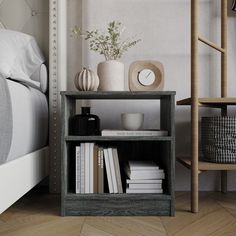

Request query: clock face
[{"left": 138, "top": 69, "right": 155, "bottom": 86}]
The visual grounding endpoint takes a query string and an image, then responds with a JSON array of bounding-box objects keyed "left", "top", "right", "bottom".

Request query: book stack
[
  {"left": 75, "top": 143, "right": 123, "bottom": 194},
  {"left": 125, "top": 161, "right": 165, "bottom": 193}
]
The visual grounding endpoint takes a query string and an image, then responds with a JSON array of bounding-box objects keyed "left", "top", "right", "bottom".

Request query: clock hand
[{"left": 146, "top": 71, "right": 152, "bottom": 79}]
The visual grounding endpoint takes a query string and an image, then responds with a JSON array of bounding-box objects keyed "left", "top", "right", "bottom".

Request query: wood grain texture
[
  {"left": 1, "top": 191, "right": 236, "bottom": 236},
  {"left": 177, "top": 97, "right": 236, "bottom": 106},
  {"left": 198, "top": 36, "right": 225, "bottom": 53},
  {"left": 64, "top": 194, "right": 171, "bottom": 216},
  {"left": 177, "top": 157, "right": 236, "bottom": 171},
  {"left": 60, "top": 91, "right": 176, "bottom": 100},
  {"left": 65, "top": 136, "right": 173, "bottom": 142}
]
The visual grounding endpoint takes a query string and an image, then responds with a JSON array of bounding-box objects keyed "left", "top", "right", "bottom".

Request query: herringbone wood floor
[{"left": 0, "top": 191, "right": 236, "bottom": 236}]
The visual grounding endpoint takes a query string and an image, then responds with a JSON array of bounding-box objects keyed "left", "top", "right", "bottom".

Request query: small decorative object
[
  {"left": 129, "top": 60, "right": 164, "bottom": 91},
  {"left": 201, "top": 116, "right": 236, "bottom": 163},
  {"left": 74, "top": 67, "right": 99, "bottom": 91},
  {"left": 69, "top": 107, "right": 100, "bottom": 136},
  {"left": 121, "top": 113, "right": 144, "bottom": 130},
  {"left": 72, "top": 21, "right": 141, "bottom": 91}
]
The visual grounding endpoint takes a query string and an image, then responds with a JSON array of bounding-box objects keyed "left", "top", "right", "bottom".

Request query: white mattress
[{"left": 6, "top": 79, "right": 48, "bottom": 163}]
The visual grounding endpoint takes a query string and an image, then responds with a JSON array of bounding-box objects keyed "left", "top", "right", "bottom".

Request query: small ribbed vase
[{"left": 74, "top": 68, "right": 99, "bottom": 91}]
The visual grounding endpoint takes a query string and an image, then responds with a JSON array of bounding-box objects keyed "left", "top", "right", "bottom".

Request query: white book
[
  {"left": 108, "top": 148, "right": 118, "bottom": 193},
  {"left": 75, "top": 146, "right": 81, "bottom": 193},
  {"left": 128, "top": 183, "right": 162, "bottom": 189},
  {"left": 101, "top": 129, "right": 168, "bottom": 137},
  {"left": 80, "top": 143, "right": 85, "bottom": 193},
  {"left": 112, "top": 148, "right": 123, "bottom": 193},
  {"left": 127, "top": 179, "right": 162, "bottom": 184},
  {"left": 126, "top": 188, "right": 163, "bottom": 194},
  {"left": 103, "top": 149, "right": 114, "bottom": 193},
  {"left": 98, "top": 148, "right": 104, "bottom": 193},
  {"left": 84, "top": 143, "right": 90, "bottom": 193},
  {"left": 125, "top": 167, "right": 165, "bottom": 180},
  {"left": 89, "top": 143, "right": 95, "bottom": 193},
  {"left": 128, "top": 161, "right": 159, "bottom": 171}
]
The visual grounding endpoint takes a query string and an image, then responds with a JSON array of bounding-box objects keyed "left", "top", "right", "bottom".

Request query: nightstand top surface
[{"left": 60, "top": 91, "right": 176, "bottom": 99}]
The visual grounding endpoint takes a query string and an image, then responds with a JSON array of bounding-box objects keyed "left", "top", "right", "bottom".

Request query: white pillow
[
  {"left": 0, "top": 29, "right": 45, "bottom": 88},
  {"left": 30, "top": 64, "right": 48, "bottom": 93}
]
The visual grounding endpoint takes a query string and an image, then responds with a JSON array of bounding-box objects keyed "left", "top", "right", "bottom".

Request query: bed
[{"left": 0, "top": 1, "right": 50, "bottom": 214}]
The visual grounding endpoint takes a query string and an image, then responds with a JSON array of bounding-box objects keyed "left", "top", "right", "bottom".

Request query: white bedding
[{"left": 6, "top": 79, "right": 48, "bottom": 163}]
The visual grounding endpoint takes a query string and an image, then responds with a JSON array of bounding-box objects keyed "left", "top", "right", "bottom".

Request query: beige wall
[{"left": 67, "top": 0, "right": 236, "bottom": 191}]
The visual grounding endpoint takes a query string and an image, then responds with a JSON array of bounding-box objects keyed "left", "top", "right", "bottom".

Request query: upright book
[
  {"left": 89, "top": 143, "right": 94, "bottom": 193},
  {"left": 98, "top": 148, "right": 104, "bottom": 193},
  {"left": 103, "top": 148, "right": 114, "bottom": 193},
  {"left": 84, "top": 143, "right": 90, "bottom": 193},
  {"left": 108, "top": 148, "right": 118, "bottom": 193},
  {"left": 80, "top": 143, "right": 85, "bottom": 193},
  {"left": 75, "top": 146, "right": 81, "bottom": 194},
  {"left": 93, "top": 145, "right": 99, "bottom": 193},
  {"left": 112, "top": 148, "right": 123, "bottom": 193}
]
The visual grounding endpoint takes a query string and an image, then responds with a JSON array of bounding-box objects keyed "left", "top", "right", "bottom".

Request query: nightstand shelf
[
  {"left": 65, "top": 135, "right": 173, "bottom": 142},
  {"left": 61, "top": 91, "right": 175, "bottom": 216}
]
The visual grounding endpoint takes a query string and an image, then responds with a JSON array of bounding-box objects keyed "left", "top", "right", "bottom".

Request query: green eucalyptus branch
[{"left": 72, "top": 21, "right": 141, "bottom": 61}]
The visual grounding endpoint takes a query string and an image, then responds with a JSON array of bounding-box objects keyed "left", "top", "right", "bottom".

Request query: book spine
[
  {"left": 75, "top": 146, "right": 79, "bottom": 193},
  {"left": 89, "top": 143, "right": 94, "bottom": 193},
  {"left": 126, "top": 188, "right": 163, "bottom": 194},
  {"left": 108, "top": 148, "right": 118, "bottom": 193},
  {"left": 85, "top": 143, "right": 90, "bottom": 193},
  {"left": 80, "top": 143, "right": 85, "bottom": 193},
  {"left": 93, "top": 145, "right": 98, "bottom": 193},
  {"left": 128, "top": 183, "right": 162, "bottom": 189},
  {"left": 98, "top": 148, "right": 104, "bottom": 193},
  {"left": 112, "top": 148, "right": 123, "bottom": 193},
  {"left": 126, "top": 179, "right": 162, "bottom": 184},
  {"left": 104, "top": 149, "right": 114, "bottom": 193},
  {"left": 129, "top": 172, "right": 165, "bottom": 180}
]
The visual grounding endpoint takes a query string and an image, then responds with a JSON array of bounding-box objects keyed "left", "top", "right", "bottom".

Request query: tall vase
[{"left": 97, "top": 60, "right": 125, "bottom": 91}]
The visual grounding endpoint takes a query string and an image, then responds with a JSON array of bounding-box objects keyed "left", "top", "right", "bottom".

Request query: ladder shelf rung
[{"left": 198, "top": 36, "right": 225, "bottom": 53}]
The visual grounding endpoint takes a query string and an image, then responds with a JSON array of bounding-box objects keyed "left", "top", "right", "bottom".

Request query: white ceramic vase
[{"left": 97, "top": 60, "right": 125, "bottom": 91}]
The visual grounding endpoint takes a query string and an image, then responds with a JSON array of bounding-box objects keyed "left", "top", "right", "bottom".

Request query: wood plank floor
[{"left": 0, "top": 191, "right": 236, "bottom": 236}]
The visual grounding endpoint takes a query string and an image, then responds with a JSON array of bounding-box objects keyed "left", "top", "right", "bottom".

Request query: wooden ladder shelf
[{"left": 177, "top": 0, "right": 236, "bottom": 213}]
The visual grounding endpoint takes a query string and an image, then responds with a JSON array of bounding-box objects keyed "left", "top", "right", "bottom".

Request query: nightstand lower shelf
[{"left": 62, "top": 193, "right": 173, "bottom": 216}]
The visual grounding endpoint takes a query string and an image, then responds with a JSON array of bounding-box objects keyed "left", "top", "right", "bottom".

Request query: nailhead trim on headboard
[{"left": 49, "top": 0, "right": 60, "bottom": 193}]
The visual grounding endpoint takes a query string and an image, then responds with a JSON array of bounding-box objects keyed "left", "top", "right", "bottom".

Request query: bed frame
[
  {"left": 0, "top": 0, "right": 67, "bottom": 213},
  {"left": 0, "top": 148, "right": 48, "bottom": 213}
]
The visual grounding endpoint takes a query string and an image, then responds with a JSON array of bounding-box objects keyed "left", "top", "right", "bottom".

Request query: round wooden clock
[{"left": 128, "top": 60, "right": 164, "bottom": 91}]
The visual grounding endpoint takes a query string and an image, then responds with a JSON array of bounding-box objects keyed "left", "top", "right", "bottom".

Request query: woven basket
[{"left": 201, "top": 116, "right": 236, "bottom": 163}]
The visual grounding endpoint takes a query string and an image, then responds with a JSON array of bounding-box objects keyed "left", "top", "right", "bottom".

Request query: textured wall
[{"left": 67, "top": 0, "right": 236, "bottom": 191}]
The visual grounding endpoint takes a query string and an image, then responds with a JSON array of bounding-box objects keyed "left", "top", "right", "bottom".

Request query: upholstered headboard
[{"left": 0, "top": 0, "right": 49, "bottom": 60}]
